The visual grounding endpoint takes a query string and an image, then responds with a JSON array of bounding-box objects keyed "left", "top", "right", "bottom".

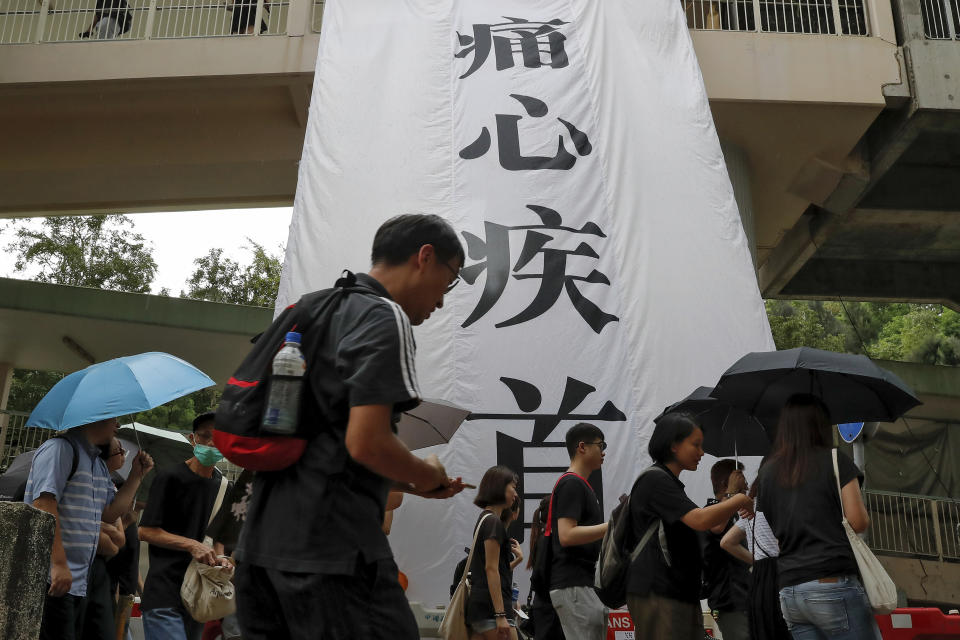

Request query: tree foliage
[
  {"left": 182, "top": 241, "right": 282, "bottom": 307},
  {"left": 7, "top": 215, "right": 157, "bottom": 292},
  {"left": 766, "top": 300, "right": 960, "bottom": 365}
]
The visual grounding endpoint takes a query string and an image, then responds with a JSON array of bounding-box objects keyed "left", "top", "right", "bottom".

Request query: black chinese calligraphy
[
  {"left": 460, "top": 205, "right": 619, "bottom": 334},
  {"left": 468, "top": 375, "right": 626, "bottom": 540},
  {"left": 459, "top": 94, "right": 592, "bottom": 171},
  {"left": 455, "top": 17, "right": 569, "bottom": 79}
]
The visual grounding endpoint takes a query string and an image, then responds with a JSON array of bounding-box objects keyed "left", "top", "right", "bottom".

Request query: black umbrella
[
  {"left": 710, "top": 347, "right": 921, "bottom": 426},
  {"left": 658, "top": 386, "right": 773, "bottom": 458},
  {"left": 0, "top": 449, "right": 38, "bottom": 501}
]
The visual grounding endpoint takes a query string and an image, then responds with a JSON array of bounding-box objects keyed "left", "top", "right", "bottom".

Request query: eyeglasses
[
  {"left": 110, "top": 448, "right": 127, "bottom": 457},
  {"left": 585, "top": 440, "right": 608, "bottom": 451},
  {"left": 442, "top": 261, "right": 461, "bottom": 293}
]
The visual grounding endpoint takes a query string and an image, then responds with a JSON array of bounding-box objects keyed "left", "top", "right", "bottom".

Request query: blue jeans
[
  {"left": 779, "top": 576, "right": 882, "bottom": 640},
  {"left": 142, "top": 606, "right": 205, "bottom": 640}
]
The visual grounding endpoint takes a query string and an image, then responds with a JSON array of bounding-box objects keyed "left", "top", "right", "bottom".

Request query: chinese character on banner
[
  {"left": 455, "top": 17, "right": 570, "bottom": 79},
  {"left": 467, "top": 375, "right": 627, "bottom": 540},
  {"left": 460, "top": 205, "right": 619, "bottom": 334},
  {"left": 459, "top": 94, "right": 593, "bottom": 171}
]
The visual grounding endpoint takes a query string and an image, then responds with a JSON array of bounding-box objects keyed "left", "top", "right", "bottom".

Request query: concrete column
[
  {"left": 0, "top": 363, "right": 14, "bottom": 467},
  {"left": 720, "top": 140, "right": 758, "bottom": 271}
]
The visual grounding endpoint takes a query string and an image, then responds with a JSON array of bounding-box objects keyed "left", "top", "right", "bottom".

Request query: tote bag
[
  {"left": 832, "top": 449, "right": 898, "bottom": 614},
  {"left": 181, "top": 476, "right": 236, "bottom": 623},
  {"left": 439, "top": 513, "right": 493, "bottom": 640}
]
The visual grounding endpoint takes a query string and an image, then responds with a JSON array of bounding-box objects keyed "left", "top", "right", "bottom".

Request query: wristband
[{"left": 493, "top": 611, "right": 508, "bottom": 618}]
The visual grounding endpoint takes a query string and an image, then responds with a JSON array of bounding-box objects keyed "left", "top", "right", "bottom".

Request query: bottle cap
[{"left": 285, "top": 331, "right": 302, "bottom": 344}]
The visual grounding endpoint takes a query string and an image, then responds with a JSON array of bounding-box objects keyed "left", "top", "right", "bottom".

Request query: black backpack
[
  {"left": 212, "top": 272, "right": 367, "bottom": 471},
  {"left": 0, "top": 436, "right": 80, "bottom": 502}
]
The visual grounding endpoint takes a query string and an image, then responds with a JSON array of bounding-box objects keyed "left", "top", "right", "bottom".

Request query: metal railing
[
  {"left": 0, "top": 409, "right": 243, "bottom": 484},
  {"left": 921, "top": 0, "right": 960, "bottom": 38},
  {"left": 0, "top": 0, "right": 294, "bottom": 43},
  {"left": 864, "top": 489, "right": 960, "bottom": 562},
  {"left": 684, "top": 0, "right": 869, "bottom": 35}
]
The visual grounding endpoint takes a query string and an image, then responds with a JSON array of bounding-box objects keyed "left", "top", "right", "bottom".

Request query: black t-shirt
[
  {"left": 140, "top": 463, "right": 224, "bottom": 611},
  {"left": 466, "top": 512, "right": 514, "bottom": 622},
  {"left": 701, "top": 507, "right": 750, "bottom": 612},
  {"left": 235, "top": 274, "right": 421, "bottom": 575},
  {"left": 757, "top": 448, "right": 862, "bottom": 589},
  {"left": 106, "top": 519, "right": 140, "bottom": 596},
  {"left": 625, "top": 464, "right": 701, "bottom": 602},
  {"left": 549, "top": 474, "right": 603, "bottom": 589},
  {"left": 206, "top": 469, "right": 255, "bottom": 556}
]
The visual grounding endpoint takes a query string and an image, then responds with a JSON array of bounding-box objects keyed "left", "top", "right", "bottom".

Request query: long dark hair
[
  {"left": 527, "top": 496, "right": 550, "bottom": 570},
  {"left": 769, "top": 393, "right": 832, "bottom": 487}
]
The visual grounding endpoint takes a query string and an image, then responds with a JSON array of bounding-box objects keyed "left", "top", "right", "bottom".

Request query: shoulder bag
[
  {"left": 181, "top": 475, "right": 235, "bottom": 623},
  {"left": 439, "top": 512, "right": 494, "bottom": 640},
  {"left": 831, "top": 448, "right": 898, "bottom": 614}
]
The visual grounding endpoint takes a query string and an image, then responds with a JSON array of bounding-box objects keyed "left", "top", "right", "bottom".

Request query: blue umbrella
[{"left": 27, "top": 352, "right": 216, "bottom": 431}]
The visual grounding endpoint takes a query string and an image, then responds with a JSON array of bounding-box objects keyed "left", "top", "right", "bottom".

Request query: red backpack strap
[{"left": 543, "top": 471, "right": 593, "bottom": 537}]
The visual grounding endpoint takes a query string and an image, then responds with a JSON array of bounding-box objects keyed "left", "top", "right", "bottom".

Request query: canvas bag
[
  {"left": 594, "top": 465, "right": 669, "bottom": 608},
  {"left": 439, "top": 513, "right": 494, "bottom": 640},
  {"left": 181, "top": 476, "right": 235, "bottom": 623},
  {"left": 831, "top": 448, "right": 898, "bottom": 614}
]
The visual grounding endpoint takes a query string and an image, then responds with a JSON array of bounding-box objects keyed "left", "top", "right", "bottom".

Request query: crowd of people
[{"left": 21, "top": 214, "right": 881, "bottom": 640}]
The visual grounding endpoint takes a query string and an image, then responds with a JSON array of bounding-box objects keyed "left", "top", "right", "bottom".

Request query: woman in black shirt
[
  {"left": 466, "top": 465, "right": 520, "bottom": 640},
  {"left": 756, "top": 394, "right": 880, "bottom": 640},
  {"left": 626, "top": 412, "right": 754, "bottom": 640}
]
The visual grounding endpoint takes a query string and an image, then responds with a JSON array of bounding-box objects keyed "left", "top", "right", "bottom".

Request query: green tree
[
  {"left": 5, "top": 370, "right": 64, "bottom": 413},
  {"left": 7, "top": 215, "right": 157, "bottom": 292},
  {"left": 765, "top": 300, "right": 846, "bottom": 352},
  {"left": 183, "top": 241, "right": 282, "bottom": 307},
  {"left": 134, "top": 387, "right": 222, "bottom": 431}
]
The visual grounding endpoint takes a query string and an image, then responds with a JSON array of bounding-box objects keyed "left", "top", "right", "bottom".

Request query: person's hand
[
  {"left": 414, "top": 476, "right": 465, "bottom": 499},
  {"left": 510, "top": 538, "right": 523, "bottom": 562},
  {"left": 726, "top": 470, "right": 747, "bottom": 495},
  {"left": 49, "top": 560, "right": 72, "bottom": 596},
  {"left": 191, "top": 541, "right": 218, "bottom": 566},
  {"left": 735, "top": 493, "right": 754, "bottom": 520},
  {"left": 496, "top": 616, "right": 510, "bottom": 639},
  {"left": 131, "top": 451, "right": 154, "bottom": 480},
  {"left": 217, "top": 555, "right": 234, "bottom": 569},
  {"left": 421, "top": 454, "right": 449, "bottom": 492}
]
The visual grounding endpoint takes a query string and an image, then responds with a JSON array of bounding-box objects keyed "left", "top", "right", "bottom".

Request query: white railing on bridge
[
  {"left": 0, "top": 0, "right": 320, "bottom": 43},
  {"left": 684, "top": 0, "right": 869, "bottom": 35},
  {"left": 0, "top": 409, "right": 244, "bottom": 484},
  {"left": 864, "top": 489, "right": 960, "bottom": 562},
  {"left": 921, "top": 0, "right": 960, "bottom": 38}
]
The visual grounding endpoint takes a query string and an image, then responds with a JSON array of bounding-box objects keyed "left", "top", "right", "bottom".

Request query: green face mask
[{"left": 193, "top": 444, "right": 223, "bottom": 467}]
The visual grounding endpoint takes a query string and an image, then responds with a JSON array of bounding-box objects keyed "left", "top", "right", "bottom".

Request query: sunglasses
[{"left": 585, "top": 440, "right": 608, "bottom": 451}]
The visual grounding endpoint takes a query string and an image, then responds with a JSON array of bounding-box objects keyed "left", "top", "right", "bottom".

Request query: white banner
[{"left": 279, "top": 0, "right": 774, "bottom": 607}]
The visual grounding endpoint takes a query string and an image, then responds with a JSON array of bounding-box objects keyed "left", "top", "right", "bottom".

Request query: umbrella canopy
[
  {"left": 711, "top": 347, "right": 921, "bottom": 426},
  {"left": 117, "top": 423, "right": 193, "bottom": 499},
  {"left": 396, "top": 400, "right": 471, "bottom": 450},
  {"left": 27, "top": 352, "right": 215, "bottom": 431},
  {"left": 658, "top": 386, "right": 773, "bottom": 458}
]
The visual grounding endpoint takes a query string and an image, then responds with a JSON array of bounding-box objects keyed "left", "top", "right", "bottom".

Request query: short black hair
[
  {"left": 474, "top": 465, "right": 519, "bottom": 509},
  {"left": 192, "top": 411, "right": 216, "bottom": 432},
  {"left": 371, "top": 214, "right": 465, "bottom": 267},
  {"left": 648, "top": 412, "right": 699, "bottom": 464},
  {"left": 710, "top": 458, "right": 745, "bottom": 495},
  {"left": 565, "top": 423, "right": 605, "bottom": 459}
]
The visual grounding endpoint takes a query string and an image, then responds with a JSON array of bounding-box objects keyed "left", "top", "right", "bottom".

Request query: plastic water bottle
[
  {"left": 511, "top": 582, "right": 519, "bottom": 610},
  {"left": 261, "top": 332, "right": 305, "bottom": 435}
]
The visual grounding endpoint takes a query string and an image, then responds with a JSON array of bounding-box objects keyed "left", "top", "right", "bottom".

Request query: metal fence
[
  {"left": 864, "top": 490, "right": 960, "bottom": 562},
  {"left": 0, "top": 410, "right": 244, "bottom": 484},
  {"left": 684, "top": 0, "right": 869, "bottom": 35},
  {"left": 921, "top": 0, "right": 960, "bottom": 38},
  {"left": 0, "top": 0, "right": 293, "bottom": 43}
]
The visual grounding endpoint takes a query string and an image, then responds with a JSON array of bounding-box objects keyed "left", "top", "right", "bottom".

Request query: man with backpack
[
  {"left": 24, "top": 418, "right": 154, "bottom": 640},
  {"left": 230, "top": 213, "right": 466, "bottom": 640},
  {"left": 547, "top": 423, "right": 609, "bottom": 640}
]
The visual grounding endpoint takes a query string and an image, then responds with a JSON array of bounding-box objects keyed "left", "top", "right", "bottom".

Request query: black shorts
[{"left": 235, "top": 557, "right": 418, "bottom": 640}]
